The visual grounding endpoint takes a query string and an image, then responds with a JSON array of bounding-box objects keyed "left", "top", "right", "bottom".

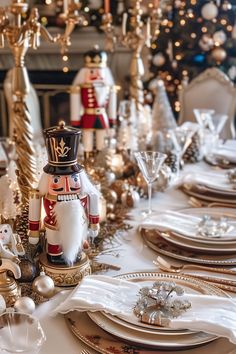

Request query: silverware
[
  {"left": 155, "top": 256, "right": 236, "bottom": 293},
  {"left": 154, "top": 255, "right": 236, "bottom": 276},
  {"left": 81, "top": 349, "right": 91, "bottom": 354}
]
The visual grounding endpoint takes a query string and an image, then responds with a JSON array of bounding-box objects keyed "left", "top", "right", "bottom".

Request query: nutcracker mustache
[{"left": 54, "top": 199, "right": 87, "bottom": 265}]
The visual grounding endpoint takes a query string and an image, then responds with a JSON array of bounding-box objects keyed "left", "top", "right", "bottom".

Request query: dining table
[{"left": 33, "top": 160, "right": 236, "bottom": 354}]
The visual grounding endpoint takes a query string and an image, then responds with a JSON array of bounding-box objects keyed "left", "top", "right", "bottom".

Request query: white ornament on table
[
  {"left": 201, "top": 2, "right": 218, "bottom": 20},
  {"left": 14, "top": 296, "right": 36, "bottom": 315},
  {"left": 32, "top": 272, "right": 55, "bottom": 299}
]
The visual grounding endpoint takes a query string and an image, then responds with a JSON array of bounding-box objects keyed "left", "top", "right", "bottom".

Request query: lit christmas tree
[{"left": 148, "top": 0, "right": 236, "bottom": 117}]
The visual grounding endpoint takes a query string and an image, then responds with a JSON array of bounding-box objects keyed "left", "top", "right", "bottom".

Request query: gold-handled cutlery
[
  {"left": 154, "top": 255, "right": 236, "bottom": 293},
  {"left": 154, "top": 256, "right": 236, "bottom": 276}
]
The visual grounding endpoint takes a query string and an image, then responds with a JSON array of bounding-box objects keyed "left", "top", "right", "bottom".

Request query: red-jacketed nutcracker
[
  {"left": 70, "top": 47, "right": 117, "bottom": 156},
  {"left": 28, "top": 121, "right": 100, "bottom": 266}
]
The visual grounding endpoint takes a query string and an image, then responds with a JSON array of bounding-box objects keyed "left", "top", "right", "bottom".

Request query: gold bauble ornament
[
  {"left": 14, "top": 296, "right": 35, "bottom": 314},
  {"left": 102, "top": 188, "right": 118, "bottom": 204},
  {"left": 211, "top": 47, "right": 227, "bottom": 63},
  {"left": 107, "top": 213, "right": 116, "bottom": 221},
  {"left": 136, "top": 172, "right": 148, "bottom": 195},
  {"left": 123, "top": 162, "right": 136, "bottom": 178},
  {"left": 105, "top": 170, "right": 116, "bottom": 185},
  {"left": 121, "top": 188, "right": 140, "bottom": 208},
  {"left": 106, "top": 203, "right": 115, "bottom": 212},
  {"left": 32, "top": 272, "right": 55, "bottom": 298},
  {"left": 110, "top": 180, "right": 128, "bottom": 201}
]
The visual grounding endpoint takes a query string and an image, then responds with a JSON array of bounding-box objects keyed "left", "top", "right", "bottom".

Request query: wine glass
[
  {"left": 193, "top": 108, "right": 215, "bottom": 131},
  {"left": 134, "top": 151, "right": 166, "bottom": 215}
]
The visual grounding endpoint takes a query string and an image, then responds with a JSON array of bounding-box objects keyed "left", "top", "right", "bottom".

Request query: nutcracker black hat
[
  {"left": 84, "top": 46, "right": 107, "bottom": 68},
  {"left": 43, "top": 121, "right": 82, "bottom": 175}
]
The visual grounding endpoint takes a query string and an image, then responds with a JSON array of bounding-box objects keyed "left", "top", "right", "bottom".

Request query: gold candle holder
[{"left": 0, "top": 0, "right": 84, "bottom": 238}]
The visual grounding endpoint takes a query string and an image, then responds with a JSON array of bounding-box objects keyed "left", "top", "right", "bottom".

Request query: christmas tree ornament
[
  {"left": 199, "top": 34, "right": 214, "bottom": 51},
  {"left": 104, "top": 170, "right": 116, "bottom": 185},
  {"left": 102, "top": 188, "right": 118, "bottom": 204},
  {"left": 211, "top": 47, "right": 227, "bottom": 63},
  {"left": 14, "top": 296, "right": 35, "bottom": 314},
  {"left": 0, "top": 295, "right": 6, "bottom": 314},
  {"left": 201, "top": 2, "right": 218, "bottom": 20},
  {"left": 222, "top": 1, "right": 232, "bottom": 11},
  {"left": 228, "top": 66, "right": 236, "bottom": 80},
  {"left": 232, "top": 24, "right": 236, "bottom": 39},
  {"left": 152, "top": 52, "right": 166, "bottom": 67},
  {"left": 121, "top": 188, "right": 140, "bottom": 208},
  {"left": 32, "top": 272, "right": 55, "bottom": 299},
  {"left": 213, "top": 30, "right": 227, "bottom": 45},
  {"left": 70, "top": 47, "right": 117, "bottom": 157}
]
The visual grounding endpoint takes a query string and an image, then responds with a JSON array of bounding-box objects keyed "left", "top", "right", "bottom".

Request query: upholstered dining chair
[
  {"left": 178, "top": 68, "right": 236, "bottom": 139},
  {"left": 3, "top": 68, "right": 43, "bottom": 141}
]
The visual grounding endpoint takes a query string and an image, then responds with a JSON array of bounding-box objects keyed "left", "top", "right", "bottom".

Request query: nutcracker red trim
[
  {"left": 47, "top": 243, "right": 63, "bottom": 256},
  {"left": 71, "top": 120, "right": 81, "bottom": 127},
  {"left": 29, "top": 221, "right": 40, "bottom": 231},
  {"left": 89, "top": 215, "right": 99, "bottom": 224}
]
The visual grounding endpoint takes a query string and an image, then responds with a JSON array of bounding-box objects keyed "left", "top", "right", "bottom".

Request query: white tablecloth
[{"left": 34, "top": 162, "right": 236, "bottom": 354}]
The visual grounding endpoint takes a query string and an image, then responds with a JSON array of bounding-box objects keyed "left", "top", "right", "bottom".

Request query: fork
[
  {"left": 154, "top": 255, "right": 236, "bottom": 276},
  {"left": 81, "top": 349, "right": 91, "bottom": 354}
]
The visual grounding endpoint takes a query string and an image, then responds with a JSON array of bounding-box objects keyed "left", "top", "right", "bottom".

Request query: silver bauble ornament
[
  {"left": 154, "top": 165, "right": 172, "bottom": 191},
  {"left": 201, "top": 2, "right": 218, "bottom": 20},
  {"left": 32, "top": 272, "right": 55, "bottom": 298},
  {"left": 0, "top": 295, "right": 6, "bottom": 314},
  {"left": 14, "top": 296, "right": 35, "bottom": 314},
  {"left": 213, "top": 30, "right": 227, "bottom": 45},
  {"left": 121, "top": 188, "right": 140, "bottom": 208},
  {"left": 152, "top": 53, "right": 166, "bottom": 67},
  {"left": 211, "top": 47, "right": 227, "bottom": 63}
]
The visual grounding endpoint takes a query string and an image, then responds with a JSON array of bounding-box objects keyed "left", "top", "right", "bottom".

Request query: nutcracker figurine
[
  {"left": 70, "top": 47, "right": 117, "bottom": 157},
  {"left": 28, "top": 121, "right": 100, "bottom": 266}
]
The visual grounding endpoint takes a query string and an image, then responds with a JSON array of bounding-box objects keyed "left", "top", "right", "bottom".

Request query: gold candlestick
[
  {"left": 0, "top": 0, "right": 84, "bottom": 238},
  {"left": 101, "top": 0, "right": 162, "bottom": 146}
]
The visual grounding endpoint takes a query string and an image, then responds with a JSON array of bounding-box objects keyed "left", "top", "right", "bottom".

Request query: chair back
[{"left": 178, "top": 68, "right": 236, "bottom": 139}]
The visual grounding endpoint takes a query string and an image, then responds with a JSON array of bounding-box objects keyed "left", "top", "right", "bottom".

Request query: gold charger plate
[
  {"left": 141, "top": 228, "right": 236, "bottom": 266},
  {"left": 181, "top": 184, "right": 236, "bottom": 205},
  {"left": 100, "top": 272, "right": 226, "bottom": 337}
]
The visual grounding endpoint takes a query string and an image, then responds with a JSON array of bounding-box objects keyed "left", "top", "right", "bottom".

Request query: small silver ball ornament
[
  {"left": 32, "top": 272, "right": 55, "bottom": 298},
  {"left": 14, "top": 296, "right": 35, "bottom": 314}
]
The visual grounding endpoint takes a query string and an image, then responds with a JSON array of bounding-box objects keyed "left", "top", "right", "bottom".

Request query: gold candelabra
[
  {"left": 101, "top": 0, "right": 162, "bottom": 116},
  {"left": 0, "top": 0, "right": 83, "bottom": 235}
]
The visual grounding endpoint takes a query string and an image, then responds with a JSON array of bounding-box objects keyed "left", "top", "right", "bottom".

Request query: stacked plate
[
  {"left": 78, "top": 272, "right": 226, "bottom": 351},
  {"left": 141, "top": 208, "right": 236, "bottom": 266},
  {"left": 205, "top": 141, "right": 236, "bottom": 169},
  {"left": 181, "top": 171, "right": 236, "bottom": 205}
]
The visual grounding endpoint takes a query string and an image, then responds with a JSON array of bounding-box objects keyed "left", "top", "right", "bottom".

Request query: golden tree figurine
[{"left": 0, "top": 0, "right": 83, "bottom": 238}]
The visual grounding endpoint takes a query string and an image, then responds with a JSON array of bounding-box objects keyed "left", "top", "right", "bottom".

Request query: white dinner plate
[{"left": 88, "top": 272, "right": 225, "bottom": 349}]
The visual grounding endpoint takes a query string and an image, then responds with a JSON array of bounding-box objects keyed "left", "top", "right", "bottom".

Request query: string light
[
  {"left": 62, "top": 55, "right": 68, "bottom": 61},
  {"left": 63, "top": 66, "right": 69, "bottom": 73},
  {"left": 84, "top": 7, "right": 90, "bottom": 12},
  {"left": 227, "top": 25, "right": 233, "bottom": 31},
  {"left": 221, "top": 19, "right": 227, "bottom": 25},
  {"left": 191, "top": 33, "right": 197, "bottom": 38},
  {"left": 45, "top": 0, "right": 52, "bottom": 4},
  {"left": 180, "top": 19, "right": 186, "bottom": 25},
  {"left": 201, "top": 27, "right": 207, "bottom": 33},
  {"left": 175, "top": 41, "right": 180, "bottom": 47},
  {"left": 176, "top": 54, "right": 182, "bottom": 60}
]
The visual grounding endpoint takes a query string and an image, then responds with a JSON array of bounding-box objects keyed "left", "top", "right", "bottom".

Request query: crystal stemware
[
  {"left": 134, "top": 151, "right": 166, "bottom": 215},
  {"left": 0, "top": 312, "right": 46, "bottom": 354},
  {"left": 193, "top": 108, "right": 215, "bottom": 131}
]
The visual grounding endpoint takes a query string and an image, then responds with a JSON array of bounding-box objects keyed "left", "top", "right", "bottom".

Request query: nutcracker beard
[{"left": 54, "top": 199, "right": 87, "bottom": 265}]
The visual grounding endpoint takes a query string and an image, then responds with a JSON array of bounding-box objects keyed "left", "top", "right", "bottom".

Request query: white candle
[
  {"left": 63, "top": 0, "right": 68, "bottom": 13},
  {"left": 122, "top": 12, "right": 128, "bottom": 36},
  {"left": 146, "top": 17, "right": 151, "bottom": 46}
]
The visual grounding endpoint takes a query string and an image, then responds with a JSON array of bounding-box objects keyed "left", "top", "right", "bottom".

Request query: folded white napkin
[
  {"left": 139, "top": 210, "right": 236, "bottom": 239},
  {"left": 212, "top": 147, "right": 236, "bottom": 164},
  {"left": 182, "top": 171, "right": 234, "bottom": 192},
  {"left": 51, "top": 274, "right": 236, "bottom": 344}
]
